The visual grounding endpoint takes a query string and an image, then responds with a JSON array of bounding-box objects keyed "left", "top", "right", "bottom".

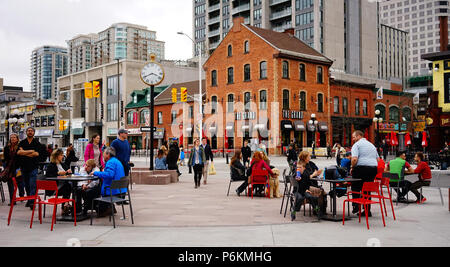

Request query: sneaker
[
  {"left": 360, "top": 211, "right": 372, "bottom": 217},
  {"left": 291, "top": 211, "right": 296, "bottom": 221},
  {"left": 417, "top": 197, "right": 427, "bottom": 204},
  {"left": 235, "top": 189, "right": 241, "bottom": 197},
  {"left": 352, "top": 207, "right": 359, "bottom": 214}
]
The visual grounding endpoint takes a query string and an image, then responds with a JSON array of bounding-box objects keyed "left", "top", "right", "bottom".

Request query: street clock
[{"left": 140, "top": 54, "right": 165, "bottom": 86}]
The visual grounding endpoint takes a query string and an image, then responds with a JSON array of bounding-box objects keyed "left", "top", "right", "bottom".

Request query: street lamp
[
  {"left": 373, "top": 110, "right": 383, "bottom": 150},
  {"left": 309, "top": 113, "right": 319, "bottom": 159},
  {"left": 177, "top": 31, "right": 203, "bottom": 140}
]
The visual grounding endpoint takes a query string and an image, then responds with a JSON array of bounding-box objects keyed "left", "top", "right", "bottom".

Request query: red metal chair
[
  {"left": 7, "top": 177, "right": 41, "bottom": 226},
  {"left": 30, "top": 180, "right": 76, "bottom": 231},
  {"left": 343, "top": 182, "right": 386, "bottom": 230},
  {"left": 378, "top": 177, "right": 396, "bottom": 220},
  {"left": 248, "top": 169, "right": 270, "bottom": 199}
]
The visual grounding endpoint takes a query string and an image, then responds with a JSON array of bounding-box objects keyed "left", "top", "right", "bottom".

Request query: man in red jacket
[{"left": 406, "top": 152, "right": 432, "bottom": 203}]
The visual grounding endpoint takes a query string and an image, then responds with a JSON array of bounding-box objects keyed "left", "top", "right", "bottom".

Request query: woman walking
[
  {"left": 2, "top": 134, "right": 24, "bottom": 205},
  {"left": 84, "top": 134, "right": 105, "bottom": 171},
  {"left": 188, "top": 139, "right": 206, "bottom": 189}
]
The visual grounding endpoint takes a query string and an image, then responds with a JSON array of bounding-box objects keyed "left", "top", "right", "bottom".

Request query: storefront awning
[
  {"left": 72, "top": 128, "right": 84, "bottom": 136},
  {"left": 318, "top": 122, "right": 329, "bottom": 132},
  {"left": 226, "top": 122, "right": 235, "bottom": 137},
  {"left": 281, "top": 120, "right": 293, "bottom": 131},
  {"left": 185, "top": 124, "right": 193, "bottom": 137},
  {"left": 294, "top": 121, "right": 305, "bottom": 132},
  {"left": 307, "top": 123, "right": 316, "bottom": 132},
  {"left": 241, "top": 122, "right": 253, "bottom": 132}
]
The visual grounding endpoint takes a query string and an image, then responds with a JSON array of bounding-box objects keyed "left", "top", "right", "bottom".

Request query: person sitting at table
[
  {"left": 376, "top": 155, "right": 386, "bottom": 180},
  {"left": 248, "top": 151, "right": 274, "bottom": 197},
  {"left": 340, "top": 152, "right": 352, "bottom": 174},
  {"left": 298, "top": 151, "right": 327, "bottom": 213},
  {"left": 45, "top": 149, "right": 73, "bottom": 216},
  {"left": 385, "top": 151, "right": 414, "bottom": 201},
  {"left": 91, "top": 147, "right": 126, "bottom": 217},
  {"left": 75, "top": 159, "right": 101, "bottom": 215},
  {"left": 230, "top": 151, "right": 248, "bottom": 196},
  {"left": 291, "top": 160, "right": 320, "bottom": 221},
  {"left": 404, "top": 152, "right": 432, "bottom": 204}
]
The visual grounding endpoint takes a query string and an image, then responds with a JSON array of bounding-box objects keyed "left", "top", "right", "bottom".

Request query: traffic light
[
  {"left": 59, "top": 120, "right": 68, "bottom": 131},
  {"left": 172, "top": 88, "right": 177, "bottom": 103},
  {"left": 120, "top": 101, "right": 124, "bottom": 118},
  {"left": 181, "top": 87, "right": 187, "bottom": 102},
  {"left": 100, "top": 103, "right": 104, "bottom": 120},
  {"left": 84, "top": 82, "right": 93, "bottom": 99},
  {"left": 93, "top": 81, "right": 100, "bottom": 98}
]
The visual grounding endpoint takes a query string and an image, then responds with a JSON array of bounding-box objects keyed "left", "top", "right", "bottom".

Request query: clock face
[{"left": 141, "top": 62, "right": 164, "bottom": 86}]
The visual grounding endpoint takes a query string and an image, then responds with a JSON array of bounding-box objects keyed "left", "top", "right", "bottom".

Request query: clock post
[{"left": 140, "top": 53, "right": 164, "bottom": 171}]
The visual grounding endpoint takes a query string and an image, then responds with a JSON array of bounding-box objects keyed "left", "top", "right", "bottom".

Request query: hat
[
  {"left": 118, "top": 129, "right": 128, "bottom": 134},
  {"left": 345, "top": 152, "right": 352, "bottom": 157}
]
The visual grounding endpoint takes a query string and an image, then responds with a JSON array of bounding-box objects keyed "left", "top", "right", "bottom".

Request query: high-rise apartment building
[
  {"left": 378, "top": 24, "right": 409, "bottom": 80},
  {"left": 193, "top": 0, "right": 380, "bottom": 78},
  {"left": 379, "top": 0, "right": 450, "bottom": 76},
  {"left": 30, "top": 46, "right": 68, "bottom": 100},
  {"left": 67, "top": 23, "right": 165, "bottom": 74}
]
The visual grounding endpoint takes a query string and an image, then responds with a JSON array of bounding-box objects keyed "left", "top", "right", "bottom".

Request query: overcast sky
[{"left": 0, "top": 0, "right": 193, "bottom": 91}]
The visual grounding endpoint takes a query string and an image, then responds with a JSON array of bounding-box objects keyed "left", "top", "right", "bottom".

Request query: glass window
[
  {"left": 260, "top": 61, "right": 267, "bottom": 79},
  {"left": 299, "top": 91, "right": 306, "bottom": 111},
  {"left": 402, "top": 107, "right": 411, "bottom": 121},
  {"left": 282, "top": 61, "right": 289, "bottom": 78},
  {"left": 260, "top": 90, "right": 267, "bottom": 110},
  {"left": 244, "top": 64, "right": 251, "bottom": 81},
  {"left": 244, "top": 92, "right": 251, "bottom": 111},
  {"left": 343, "top": 98, "right": 348, "bottom": 115},
  {"left": 211, "top": 70, "right": 217, "bottom": 86},
  {"left": 317, "top": 66, "right": 323, "bottom": 83},
  {"left": 227, "top": 94, "right": 234, "bottom": 113},
  {"left": 334, "top": 97, "right": 339, "bottom": 113},
  {"left": 318, "top": 93, "right": 323, "bottom": 112},
  {"left": 228, "top": 45, "right": 232, "bottom": 57},
  {"left": 140, "top": 109, "right": 149, "bottom": 124},
  {"left": 227, "top": 67, "right": 234, "bottom": 84},
  {"left": 127, "top": 111, "right": 135, "bottom": 125},
  {"left": 244, "top": 41, "right": 250, "bottom": 53},
  {"left": 299, "top": 64, "right": 306, "bottom": 81},
  {"left": 171, "top": 111, "right": 177, "bottom": 124},
  {"left": 355, "top": 99, "right": 360, "bottom": 115},
  {"left": 158, "top": 112, "right": 163, "bottom": 124},
  {"left": 211, "top": 96, "right": 217, "bottom": 114},
  {"left": 389, "top": 106, "right": 399, "bottom": 121},
  {"left": 376, "top": 105, "right": 386, "bottom": 120},
  {"left": 283, "top": 90, "right": 290, "bottom": 110},
  {"left": 363, "top": 100, "right": 368, "bottom": 116}
]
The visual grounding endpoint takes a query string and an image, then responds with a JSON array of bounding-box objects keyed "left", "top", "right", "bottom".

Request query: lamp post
[
  {"left": 308, "top": 113, "right": 319, "bottom": 159},
  {"left": 373, "top": 109, "right": 383, "bottom": 150},
  {"left": 177, "top": 31, "right": 203, "bottom": 140}
]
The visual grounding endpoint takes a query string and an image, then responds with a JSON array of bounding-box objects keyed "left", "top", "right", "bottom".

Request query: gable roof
[
  {"left": 244, "top": 25, "right": 333, "bottom": 65},
  {"left": 126, "top": 86, "right": 167, "bottom": 109},
  {"left": 154, "top": 80, "right": 206, "bottom": 106}
]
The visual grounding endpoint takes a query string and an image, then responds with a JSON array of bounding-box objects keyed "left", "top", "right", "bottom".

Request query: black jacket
[
  {"left": 230, "top": 160, "right": 246, "bottom": 181},
  {"left": 202, "top": 144, "right": 214, "bottom": 161},
  {"left": 286, "top": 149, "right": 297, "bottom": 163},
  {"left": 241, "top": 146, "right": 252, "bottom": 161},
  {"left": 295, "top": 169, "right": 313, "bottom": 194},
  {"left": 166, "top": 148, "right": 179, "bottom": 169},
  {"left": 45, "top": 162, "right": 69, "bottom": 178}
]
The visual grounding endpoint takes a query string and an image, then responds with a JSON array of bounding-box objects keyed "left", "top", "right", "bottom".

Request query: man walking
[
  {"left": 201, "top": 137, "right": 214, "bottom": 185},
  {"left": 111, "top": 129, "right": 131, "bottom": 177},
  {"left": 350, "top": 130, "right": 379, "bottom": 216},
  {"left": 241, "top": 139, "right": 252, "bottom": 167},
  {"left": 17, "top": 127, "right": 42, "bottom": 209}
]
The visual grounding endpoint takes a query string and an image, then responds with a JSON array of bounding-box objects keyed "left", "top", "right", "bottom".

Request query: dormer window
[
  {"left": 147, "top": 93, "right": 151, "bottom": 103},
  {"left": 133, "top": 95, "right": 137, "bottom": 104}
]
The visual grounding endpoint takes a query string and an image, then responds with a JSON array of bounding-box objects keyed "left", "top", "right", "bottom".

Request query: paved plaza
[{"left": 0, "top": 155, "right": 449, "bottom": 247}]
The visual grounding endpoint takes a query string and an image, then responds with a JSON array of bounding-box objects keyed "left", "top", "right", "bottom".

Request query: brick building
[{"left": 203, "top": 17, "right": 333, "bottom": 155}]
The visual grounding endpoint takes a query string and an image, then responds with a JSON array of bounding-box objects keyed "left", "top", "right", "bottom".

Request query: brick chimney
[
  {"left": 233, "top": 17, "right": 245, "bottom": 33},
  {"left": 283, "top": 28, "right": 295, "bottom": 36},
  {"left": 440, "top": 16, "right": 448, "bottom": 52}
]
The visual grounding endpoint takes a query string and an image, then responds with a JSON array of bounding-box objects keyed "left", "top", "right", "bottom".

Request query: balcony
[
  {"left": 210, "top": 40, "right": 220, "bottom": 49},
  {"left": 208, "top": 3, "right": 220, "bottom": 12},
  {"left": 269, "top": 0, "right": 291, "bottom": 6},
  {"left": 208, "top": 29, "right": 220, "bottom": 38},
  {"left": 270, "top": 7, "right": 292, "bottom": 21},
  {"left": 208, "top": 16, "right": 220, "bottom": 25},
  {"left": 232, "top": 3, "right": 250, "bottom": 15}
]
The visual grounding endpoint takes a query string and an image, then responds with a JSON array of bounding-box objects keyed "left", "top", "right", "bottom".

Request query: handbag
[
  {"left": 0, "top": 167, "right": 10, "bottom": 183},
  {"left": 208, "top": 162, "right": 216, "bottom": 175}
]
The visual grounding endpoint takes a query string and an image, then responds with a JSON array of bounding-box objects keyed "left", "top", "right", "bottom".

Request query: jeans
[
  {"left": 7, "top": 178, "right": 25, "bottom": 203},
  {"left": 22, "top": 169, "right": 38, "bottom": 205},
  {"left": 233, "top": 175, "right": 248, "bottom": 194},
  {"left": 390, "top": 180, "right": 412, "bottom": 198},
  {"left": 294, "top": 191, "right": 318, "bottom": 212},
  {"left": 193, "top": 164, "right": 204, "bottom": 186}
]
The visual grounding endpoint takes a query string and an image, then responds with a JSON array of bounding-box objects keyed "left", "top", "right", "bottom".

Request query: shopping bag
[{"left": 208, "top": 162, "right": 216, "bottom": 175}]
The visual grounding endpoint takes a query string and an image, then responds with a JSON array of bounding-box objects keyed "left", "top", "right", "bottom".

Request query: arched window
[
  {"left": 389, "top": 106, "right": 400, "bottom": 122},
  {"left": 260, "top": 90, "right": 267, "bottom": 110},
  {"left": 317, "top": 66, "right": 323, "bottom": 84},
  {"left": 282, "top": 61, "right": 289, "bottom": 78},
  {"left": 227, "top": 94, "right": 234, "bottom": 113},
  {"left": 260, "top": 61, "right": 267, "bottom": 79},
  {"left": 299, "top": 91, "right": 306, "bottom": 111},
  {"left": 283, "top": 89, "right": 290, "bottom": 110},
  {"left": 244, "top": 64, "right": 251, "bottom": 81},
  {"left": 244, "top": 92, "right": 251, "bottom": 111},
  {"left": 227, "top": 67, "right": 234, "bottom": 84},
  {"left": 127, "top": 111, "right": 135, "bottom": 125},
  {"left": 244, "top": 41, "right": 249, "bottom": 53},
  {"left": 227, "top": 45, "right": 232, "bottom": 57},
  {"left": 140, "top": 109, "right": 149, "bottom": 124},
  {"left": 211, "top": 70, "right": 217, "bottom": 86},
  {"left": 317, "top": 93, "right": 323, "bottom": 113},
  {"left": 402, "top": 107, "right": 412, "bottom": 121},
  {"left": 334, "top": 97, "right": 340, "bottom": 113},
  {"left": 211, "top": 96, "right": 217, "bottom": 114},
  {"left": 375, "top": 104, "right": 386, "bottom": 120},
  {"left": 299, "top": 63, "right": 306, "bottom": 81}
]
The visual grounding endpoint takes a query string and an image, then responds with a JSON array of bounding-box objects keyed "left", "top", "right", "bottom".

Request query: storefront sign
[
  {"left": 108, "top": 128, "right": 118, "bottom": 136},
  {"left": 413, "top": 122, "right": 426, "bottom": 132},
  {"left": 282, "top": 110, "right": 304, "bottom": 120},
  {"left": 128, "top": 128, "right": 142, "bottom": 135},
  {"left": 379, "top": 123, "right": 407, "bottom": 131},
  {"left": 441, "top": 115, "right": 450, "bottom": 127}
]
